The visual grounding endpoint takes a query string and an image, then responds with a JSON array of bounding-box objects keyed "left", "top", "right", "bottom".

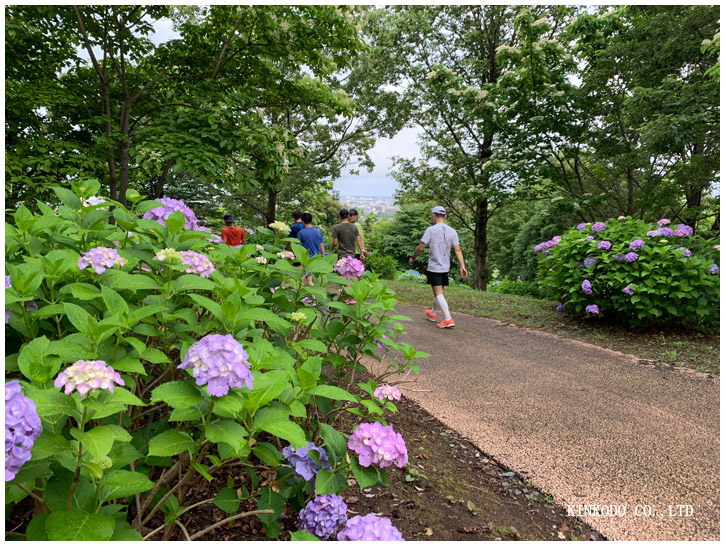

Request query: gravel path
[{"left": 368, "top": 303, "right": 720, "bottom": 540}]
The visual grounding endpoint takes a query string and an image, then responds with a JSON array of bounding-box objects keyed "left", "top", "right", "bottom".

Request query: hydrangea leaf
[
  {"left": 46, "top": 509, "right": 115, "bottom": 541},
  {"left": 257, "top": 487, "right": 285, "bottom": 525},
  {"left": 306, "top": 385, "right": 357, "bottom": 402},
  {"left": 252, "top": 443, "right": 281, "bottom": 467},
  {"left": 205, "top": 420, "right": 248, "bottom": 451},
  {"left": 99, "top": 470, "right": 154, "bottom": 502},
  {"left": 318, "top": 423, "right": 347, "bottom": 462},
  {"left": 314, "top": 469, "right": 346, "bottom": 495},
  {"left": 151, "top": 381, "right": 203, "bottom": 409},
  {"left": 289, "top": 530, "right": 321, "bottom": 541},
  {"left": 70, "top": 425, "right": 115, "bottom": 460},
  {"left": 213, "top": 487, "right": 241, "bottom": 516},
  {"left": 350, "top": 456, "right": 379, "bottom": 489},
  {"left": 148, "top": 430, "right": 196, "bottom": 457},
  {"left": 171, "top": 274, "right": 216, "bottom": 292}
]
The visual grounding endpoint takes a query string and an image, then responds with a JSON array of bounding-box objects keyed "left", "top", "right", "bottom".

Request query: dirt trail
[{"left": 368, "top": 303, "right": 720, "bottom": 540}]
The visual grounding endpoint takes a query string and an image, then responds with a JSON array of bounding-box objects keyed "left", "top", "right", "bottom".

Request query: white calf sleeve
[{"left": 435, "top": 294, "right": 451, "bottom": 320}]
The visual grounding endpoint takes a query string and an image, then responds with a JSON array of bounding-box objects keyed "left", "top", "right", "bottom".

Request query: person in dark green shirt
[
  {"left": 330, "top": 209, "right": 365, "bottom": 259},
  {"left": 348, "top": 209, "right": 370, "bottom": 260}
]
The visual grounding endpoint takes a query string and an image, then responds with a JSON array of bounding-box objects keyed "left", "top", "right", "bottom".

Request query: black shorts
[
  {"left": 426, "top": 270, "right": 449, "bottom": 286},
  {"left": 355, "top": 254, "right": 361, "bottom": 260}
]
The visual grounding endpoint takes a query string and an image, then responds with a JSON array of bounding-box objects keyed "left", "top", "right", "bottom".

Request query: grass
[{"left": 384, "top": 279, "right": 720, "bottom": 374}]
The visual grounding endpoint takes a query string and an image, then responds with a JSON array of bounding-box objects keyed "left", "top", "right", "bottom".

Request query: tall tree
[
  {"left": 365, "top": 5, "right": 570, "bottom": 289},
  {"left": 5, "top": 5, "right": 365, "bottom": 208}
]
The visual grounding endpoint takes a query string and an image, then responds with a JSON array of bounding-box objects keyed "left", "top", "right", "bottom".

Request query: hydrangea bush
[
  {"left": 535, "top": 217, "right": 719, "bottom": 327},
  {"left": 4, "top": 180, "right": 427, "bottom": 541}
]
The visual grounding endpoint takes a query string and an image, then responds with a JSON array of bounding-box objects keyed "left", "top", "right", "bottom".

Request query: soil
[{"left": 6, "top": 394, "right": 605, "bottom": 541}]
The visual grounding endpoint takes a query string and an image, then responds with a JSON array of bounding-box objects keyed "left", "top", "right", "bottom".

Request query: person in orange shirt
[{"left": 220, "top": 213, "right": 245, "bottom": 247}]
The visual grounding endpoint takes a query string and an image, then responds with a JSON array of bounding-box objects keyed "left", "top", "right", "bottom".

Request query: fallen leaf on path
[{"left": 424, "top": 528, "right": 433, "bottom": 536}]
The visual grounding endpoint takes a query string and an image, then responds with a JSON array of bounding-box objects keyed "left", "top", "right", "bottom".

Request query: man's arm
[
  {"left": 355, "top": 234, "right": 365, "bottom": 259},
  {"left": 454, "top": 244, "right": 468, "bottom": 278},
  {"left": 330, "top": 237, "right": 338, "bottom": 252},
  {"left": 319, "top": 242, "right": 326, "bottom": 256},
  {"left": 408, "top": 242, "right": 427, "bottom": 266}
]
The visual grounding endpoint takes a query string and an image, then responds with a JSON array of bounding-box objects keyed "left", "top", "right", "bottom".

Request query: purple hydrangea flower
[
  {"left": 612, "top": 254, "right": 626, "bottom": 263},
  {"left": 597, "top": 241, "right": 611, "bottom": 251},
  {"left": 4, "top": 276, "right": 10, "bottom": 289},
  {"left": 5, "top": 381, "right": 42, "bottom": 482},
  {"left": 298, "top": 495, "right": 348, "bottom": 539},
  {"left": 591, "top": 222, "right": 606, "bottom": 233},
  {"left": 54, "top": 360, "right": 124, "bottom": 398},
  {"left": 78, "top": 247, "right": 126, "bottom": 274},
  {"left": 674, "top": 224, "right": 693, "bottom": 237},
  {"left": 587, "top": 236, "right": 594, "bottom": 242},
  {"left": 709, "top": 264, "right": 719, "bottom": 275},
  {"left": 179, "top": 334, "right": 252, "bottom": 396},
  {"left": 334, "top": 257, "right": 365, "bottom": 280},
  {"left": 374, "top": 384, "right": 401, "bottom": 402},
  {"left": 576, "top": 223, "right": 587, "bottom": 230},
  {"left": 581, "top": 279, "right": 592, "bottom": 295},
  {"left": 552, "top": 236, "right": 562, "bottom": 243},
  {"left": 715, "top": 245, "right": 720, "bottom": 251},
  {"left": 583, "top": 257, "right": 598, "bottom": 267},
  {"left": 179, "top": 250, "right": 215, "bottom": 278},
  {"left": 646, "top": 229, "right": 661, "bottom": 237},
  {"left": 338, "top": 514, "right": 404, "bottom": 541},
  {"left": 658, "top": 226, "right": 674, "bottom": 237},
  {"left": 282, "top": 441, "right": 332, "bottom": 482},
  {"left": 656, "top": 218, "right": 671, "bottom": 226},
  {"left": 142, "top": 197, "right": 199, "bottom": 230},
  {"left": 678, "top": 247, "right": 692, "bottom": 258},
  {"left": 5, "top": 311, "right": 11, "bottom": 324},
  {"left": 624, "top": 252, "right": 639, "bottom": 263},
  {"left": 556, "top": 304, "right": 566, "bottom": 312},
  {"left": 585, "top": 304, "right": 599, "bottom": 314},
  {"left": 629, "top": 239, "right": 645, "bottom": 250},
  {"left": 348, "top": 422, "right": 407, "bottom": 468},
  {"left": 623, "top": 284, "right": 636, "bottom": 296}
]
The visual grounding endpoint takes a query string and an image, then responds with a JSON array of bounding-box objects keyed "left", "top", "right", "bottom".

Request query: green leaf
[
  {"left": 299, "top": 339, "right": 328, "bottom": 353},
  {"left": 99, "top": 470, "right": 154, "bottom": 502},
  {"left": 31, "top": 430, "right": 71, "bottom": 460},
  {"left": 248, "top": 371, "right": 290, "bottom": 409},
  {"left": 52, "top": 187, "right": 82, "bottom": 210},
  {"left": 297, "top": 368, "right": 317, "bottom": 390},
  {"left": 187, "top": 293, "right": 224, "bottom": 318},
  {"left": 306, "top": 385, "right": 357, "bottom": 402},
  {"left": 350, "top": 456, "right": 379, "bottom": 489},
  {"left": 71, "top": 425, "right": 116, "bottom": 459},
  {"left": 18, "top": 336, "right": 61, "bottom": 384},
  {"left": 257, "top": 487, "right": 284, "bottom": 525},
  {"left": 254, "top": 415, "right": 306, "bottom": 449},
  {"left": 24, "top": 386, "right": 77, "bottom": 418},
  {"left": 110, "top": 521, "right": 144, "bottom": 541},
  {"left": 148, "top": 430, "right": 196, "bottom": 457},
  {"left": 26, "top": 513, "right": 49, "bottom": 541},
  {"left": 63, "top": 302, "right": 94, "bottom": 334},
  {"left": 252, "top": 443, "right": 281, "bottom": 467},
  {"left": 151, "top": 381, "right": 202, "bottom": 409},
  {"left": 45, "top": 510, "right": 115, "bottom": 541},
  {"left": 165, "top": 210, "right": 186, "bottom": 234},
  {"left": 304, "top": 260, "right": 334, "bottom": 274},
  {"left": 314, "top": 469, "right": 346, "bottom": 495},
  {"left": 289, "top": 530, "right": 321, "bottom": 541},
  {"left": 213, "top": 488, "right": 240, "bottom": 516},
  {"left": 172, "top": 274, "right": 216, "bottom": 292},
  {"left": 101, "top": 285, "right": 129, "bottom": 317},
  {"left": 318, "top": 423, "right": 347, "bottom": 462},
  {"left": 205, "top": 420, "right": 248, "bottom": 451},
  {"left": 112, "top": 356, "right": 147, "bottom": 374},
  {"left": 68, "top": 283, "right": 102, "bottom": 300}
]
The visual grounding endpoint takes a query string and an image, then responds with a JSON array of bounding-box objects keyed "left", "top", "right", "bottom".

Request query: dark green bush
[
  {"left": 365, "top": 254, "right": 399, "bottom": 279},
  {"left": 487, "top": 279, "right": 543, "bottom": 299}
]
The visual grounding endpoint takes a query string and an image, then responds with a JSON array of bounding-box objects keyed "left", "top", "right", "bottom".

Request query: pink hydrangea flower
[
  {"left": 78, "top": 247, "right": 126, "bottom": 274},
  {"left": 277, "top": 251, "right": 295, "bottom": 260},
  {"left": 256, "top": 256, "right": 268, "bottom": 265},
  {"left": 576, "top": 223, "right": 587, "bottom": 230},
  {"left": 334, "top": 257, "right": 365, "bottom": 280},
  {"left": 374, "top": 384, "right": 401, "bottom": 402},
  {"left": 674, "top": 224, "right": 693, "bottom": 237},
  {"left": 54, "top": 360, "right": 124, "bottom": 398},
  {"left": 348, "top": 422, "right": 407, "bottom": 468},
  {"left": 179, "top": 250, "right": 215, "bottom": 277},
  {"left": 656, "top": 218, "right": 671, "bottom": 226}
]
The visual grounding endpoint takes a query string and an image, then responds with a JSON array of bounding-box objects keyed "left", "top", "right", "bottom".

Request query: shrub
[
  {"left": 4, "top": 179, "right": 424, "bottom": 541},
  {"left": 365, "top": 255, "right": 399, "bottom": 279},
  {"left": 395, "top": 269, "right": 427, "bottom": 284},
  {"left": 535, "top": 217, "right": 720, "bottom": 327},
  {"left": 487, "top": 279, "right": 543, "bottom": 299}
]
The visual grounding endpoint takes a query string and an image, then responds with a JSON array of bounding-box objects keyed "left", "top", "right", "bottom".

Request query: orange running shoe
[
  {"left": 425, "top": 308, "right": 436, "bottom": 322},
  {"left": 436, "top": 318, "right": 455, "bottom": 329}
]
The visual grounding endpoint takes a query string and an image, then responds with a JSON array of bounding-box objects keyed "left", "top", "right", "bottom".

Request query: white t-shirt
[{"left": 421, "top": 223, "right": 460, "bottom": 273}]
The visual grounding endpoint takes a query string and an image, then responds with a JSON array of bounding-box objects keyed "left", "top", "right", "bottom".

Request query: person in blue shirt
[
  {"left": 296, "top": 212, "right": 325, "bottom": 286},
  {"left": 286, "top": 210, "right": 304, "bottom": 256}
]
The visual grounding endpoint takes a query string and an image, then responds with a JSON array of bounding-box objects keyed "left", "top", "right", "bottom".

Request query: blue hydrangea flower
[
  {"left": 585, "top": 304, "right": 599, "bottom": 314},
  {"left": 337, "top": 514, "right": 404, "bottom": 541},
  {"left": 282, "top": 441, "right": 332, "bottom": 482},
  {"left": 556, "top": 304, "right": 567, "bottom": 312},
  {"left": 142, "top": 197, "right": 199, "bottom": 230},
  {"left": 658, "top": 226, "right": 674, "bottom": 237},
  {"left": 298, "top": 495, "right": 348, "bottom": 539},
  {"left": 583, "top": 257, "right": 598, "bottom": 267},
  {"left": 581, "top": 279, "right": 592, "bottom": 295},
  {"left": 623, "top": 284, "right": 636, "bottom": 296},
  {"left": 597, "top": 241, "right": 611, "bottom": 251},
  {"left": 629, "top": 239, "right": 645, "bottom": 250},
  {"left": 179, "top": 334, "right": 253, "bottom": 396},
  {"left": 709, "top": 264, "right": 719, "bottom": 275},
  {"left": 674, "top": 224, "right": 693, "bottom": 237},
  {"left": 624, "top": 252, "right": 639, "bottom": 263},
  {"left": 5, "top": 381, "right": 42, "bottom": 482},
  {"left": 591, "top": 222, "right": 606, "bottom": 232},
  {"left": 78, "top": 247, "right": 126, "bottom": 274}
]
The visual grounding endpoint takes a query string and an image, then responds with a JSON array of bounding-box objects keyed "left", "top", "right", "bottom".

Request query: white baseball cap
[{"left": 431, "top": 206, "right": 446, "bottom": 215}]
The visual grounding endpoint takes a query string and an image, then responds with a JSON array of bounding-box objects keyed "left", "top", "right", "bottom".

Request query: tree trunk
[
  {"left": 266, "top": 187, "right": 277, "bottom": 225},
  {"left": 683, "top": 142, "right": 705, "bottom": 232},
  {"left": 154, "top": 160, "right": 173, "bottom": 198},
  {"left": 473, "top": 199, "right": 488, "bottom": 290},
  {"left": 625, "top": 167, "right": 635, "bottom": 216}
]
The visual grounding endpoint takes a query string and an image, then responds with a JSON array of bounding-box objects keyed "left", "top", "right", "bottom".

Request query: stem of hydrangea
[
  {"left": 16, "top": 484, "right": 50, "bottom": 514},
  {"left": 67, "top": 406, "right": 88, "bottom": 510},
  {"left": 188, "top": 510, "right": 275, "bottom": 541}
]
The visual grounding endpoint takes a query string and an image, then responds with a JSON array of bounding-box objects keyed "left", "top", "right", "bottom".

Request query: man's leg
[
  {"left": 434, "top": 285, "right": 451, "bottom": 320},
  {"left": 431, "top": 285, "right": 441, "bottom": 314}
]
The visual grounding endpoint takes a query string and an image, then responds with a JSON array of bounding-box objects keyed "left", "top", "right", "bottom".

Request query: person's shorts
[
  {"left": 426, "top": 270, "right": 449, "bottom": 286},
  {"left": 355, "top": 254, "right": 361, "bottom": 260}
]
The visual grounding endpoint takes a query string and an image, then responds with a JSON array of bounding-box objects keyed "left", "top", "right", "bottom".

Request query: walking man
[
  {"left": 296, "top": 212, "right": 325, "bottom": 286},
  {"left": 330, "top": 208, "right": 365, "bottom": 260},
  {"left": 408, "top": 206, "right": 468, "bottom": 328},
  {"left": 348, "top": 209, "right": 370, "bottom": 260}
]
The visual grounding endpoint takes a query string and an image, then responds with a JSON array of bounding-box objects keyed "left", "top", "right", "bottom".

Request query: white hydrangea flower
[{"left": 532, "top": 17, "right": 547, "bottom": 26}]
